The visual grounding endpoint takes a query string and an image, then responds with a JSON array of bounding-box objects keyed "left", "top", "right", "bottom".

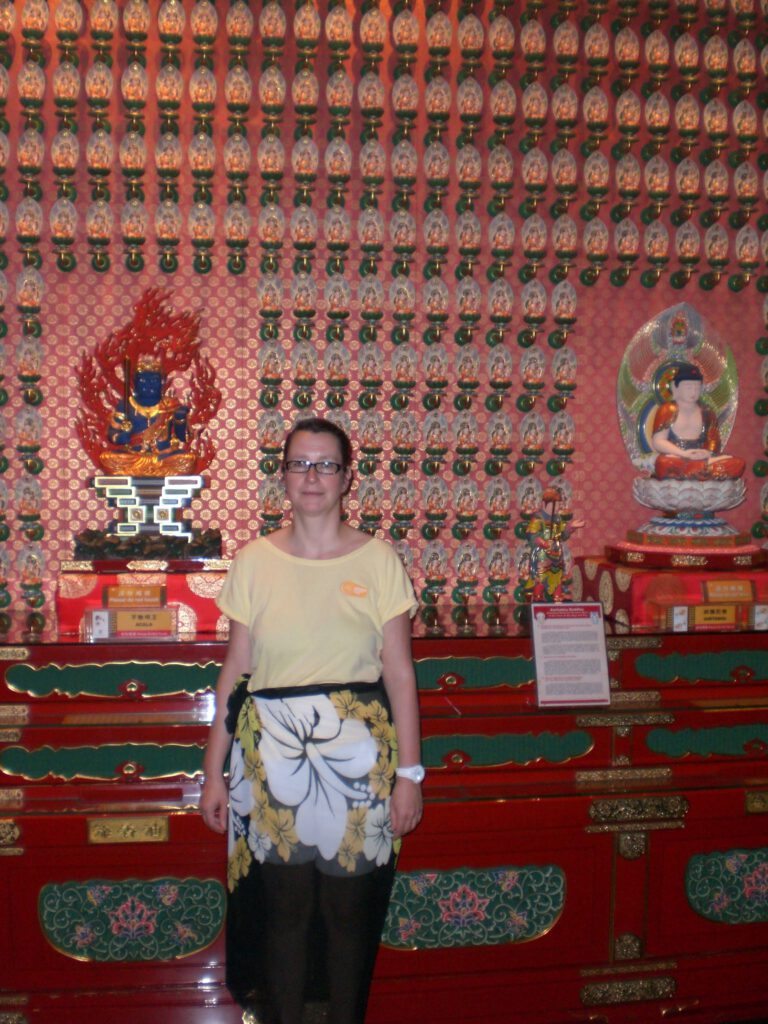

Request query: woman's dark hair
[{"left": 283, "top": 417, "right": 353, "bottom": 468}]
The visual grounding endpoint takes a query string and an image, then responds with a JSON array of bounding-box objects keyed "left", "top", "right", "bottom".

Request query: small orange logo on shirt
[{"left": 342, "top": 581, "right": 368, "bottom": 598}]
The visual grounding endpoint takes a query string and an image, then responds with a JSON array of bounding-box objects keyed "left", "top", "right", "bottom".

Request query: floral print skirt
[{"left": 224, "top": 676, "right": 398, "bottom": 1008}]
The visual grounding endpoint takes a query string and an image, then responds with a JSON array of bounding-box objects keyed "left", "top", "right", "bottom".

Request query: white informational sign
[{"left": 530, "top": 602, "right": 611, "bottom": 708}]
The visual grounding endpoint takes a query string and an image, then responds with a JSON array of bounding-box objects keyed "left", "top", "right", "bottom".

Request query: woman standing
[{"left": 200, "top": 417, "right": 422, "bottom": 1024}]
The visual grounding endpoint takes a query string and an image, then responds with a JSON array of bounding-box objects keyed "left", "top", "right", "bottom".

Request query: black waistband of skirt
[
  {"left": 255, "top": 678, "right": 384, "bottom": 700},
  {"left": 226, "top": 675, "right": 385, "bottom": 733}
]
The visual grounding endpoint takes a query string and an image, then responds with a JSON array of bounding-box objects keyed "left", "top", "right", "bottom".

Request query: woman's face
[{"left": 283, "top": 429, "right": 351, "bottom": 516}]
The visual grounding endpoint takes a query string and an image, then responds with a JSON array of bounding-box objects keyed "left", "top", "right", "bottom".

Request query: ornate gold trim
[
  {"left": 60, "top": 560, "right": 94, "bottom": 571},
  {"left": 581, "top": 960, "right": 677, "bottom": 977},
  {"left": 0, "top": 742, "right": 204, "bottom": 782},
  {"left": 0, "top": 730, "right": 21, "bottom": 743},
  {"left": 589, "top": 796, "right": 689, "bottom": 823},
  {"left": 576, "top": 712, "right": 674, "bottom": 728},
  {"left": 587, "top": 821, "right": 685, "bottom": 835},
  {"left": 576, "top": 767, "right": 672, "bottom": 785},
  {"left": 0, "top": 820, "right": 20, "bottom": 845},
  {"left": 0, "top": 706, "right": 29, "bottom": 725},
  {"left": 610, "top": 691, "right": 662, "bottom": 708},
  {"left": 0, "top": 649, "right": 29, "bottom": 662},
  {"left": 88, "top": 815, "right": 169, "bottom": 844},
  {"left": 581, "top": 977, "right": 676, "bottom": 1005},
  {"left": 0, "top": 1014, "right": 28, "bottom": 1024},
  {"left": 0, "top": 789, "right": 23, "bottom": 809},
  {"left": 606, "top": 637, "right": 664, "bottom": 651},
  {"left": 746, "top": 790, "right": 768, "bottom": 814},
  {"left": 0, "top": 848, "right": 23, "bottom": 857},
  {"left": 5, "top": 659, "right": 220, "bottom": 700},
  {"left": 670, "top": 554, "right": 708, "bottom": 567}
]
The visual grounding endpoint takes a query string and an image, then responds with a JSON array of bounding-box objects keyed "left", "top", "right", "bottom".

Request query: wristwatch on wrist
[{"left": 396, "top": 764, "right": 425, "bottom": 784}]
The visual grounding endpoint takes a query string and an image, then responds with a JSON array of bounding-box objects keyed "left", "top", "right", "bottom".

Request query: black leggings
[{"left": 227, "top": 857, "right": 395, "bottom": 1024}]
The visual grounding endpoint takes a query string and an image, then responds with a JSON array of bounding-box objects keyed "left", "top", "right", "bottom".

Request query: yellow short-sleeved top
[{"left": 216, "top": 535, "right": 418, "bottom": 691}]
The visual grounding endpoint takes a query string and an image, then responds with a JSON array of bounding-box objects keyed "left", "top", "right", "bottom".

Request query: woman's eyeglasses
[{"left": 284, "top": 459, "right": 343, "bottom": 475}]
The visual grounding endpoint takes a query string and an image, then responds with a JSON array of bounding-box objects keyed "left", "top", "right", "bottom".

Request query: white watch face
[{"left": 398, "top": 765, "right": 425, "bottom": 783}]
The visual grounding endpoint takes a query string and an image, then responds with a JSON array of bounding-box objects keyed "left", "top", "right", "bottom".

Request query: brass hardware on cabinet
[
  {"left": 0, "top": 819, "right": 20, "bottom": 845},
  {"left": 0, "top": 649, "right": 29, "bottom": 662},
  {"left": 614, "top": 934, "right": 643, "bottom": 960},
  {"left": 581, "top": 977, "right": 676, "bottom": 1006},
  {"left": 589, "top": 796, "right": 689, "bottom": 825},
  {"left": 618, "top": 832, "right": 647, "bottom": 859},
  {"left": 87, "top": 815, "right": 170, "bottom": 844},
  {"left": 746, "top": 790, "right": 768, "bottom": 814},
  {"left": 0, "top": 706, "right": 29, "bottom": 726}
]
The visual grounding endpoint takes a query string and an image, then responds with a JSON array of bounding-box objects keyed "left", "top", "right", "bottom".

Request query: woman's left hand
[{"left": 390, "top": 778, "right": 423, "bottom": 838}]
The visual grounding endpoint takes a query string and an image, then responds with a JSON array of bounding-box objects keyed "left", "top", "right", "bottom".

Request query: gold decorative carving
[
  {"left": 614, "top": 568, "right": 634, "bottom": 593},
  {"left": 606, "top": 637, "right": 664, "bottom": 651},
  {"left": 733, "top": 555, "right": 753, "bottom": 566},
  {"left": 186, "top": 573, "right": 227, "bottom": 597},
  {"left": 0, "top": 790, "right": 23, "bottom": 809},
  {"left": 581, "top": 959, "right": 676, "bottom": 977},
  {"left": 0, "top": 820, "right": 19, "bottom": 845},
  {"left": 0, "top": 730, "right": 21, "bottom": 743},
  {"left": 589, "top": 796, "right": 689, "bottom": 824},
  {"left": 598, "top": 571, "right": 614, "bottom": 615},
  {"left": 611, "top": 691, "right": 661, "bottom": 708},
  {"left": 0, "top": 848, "right": 23, "bottom": 857},
  {"left": 583, "top": 558, "right": 600, "bottom": 581},
  {"left": 746, "top": 790, "right": 768, "bottom": 814},
  {"left": 60, "top": 560, "right": 94, "bottom": 572},
  {"left": 575, "top": 712, "right": 674, "bottom": 728},
  {"left": 57, "top": 574, "right": 99, "bottom": 599},
  {"left": 618, "top": 832, "right": 647, "bottom": 859},
  {"left": 624, "top": 551, "right": 645, "bottom": 563},
  {"left": 0, "top": 1014, "right": 28, "bottom": 1024},
  {"left": 0, "top": 706, "right": 30, "bottom": 725},
  {"left": 670, "top": 554, "right": 708, "bottom": 568},
  {"left": 576, "top": 767, "right": 671, "bottom": 785},
  {"left": 612, "top": 609, "right": 631, "bottom": 632},
  {"left": 615, "top": 933, "right": 643, "bottom": 960},
  {"left": 88, "top": 815, "right": 170, "bottom": 844},
  {"left": 125, "top": 560, "right": 169, "bottom": 571},
  {"left": 581, "top": 977, "right": 676, "bottom": 1006},
  {"left": 0, "top": 649, "right": 29, "bottom": 662},
  {"left": 588, "top": 821, "right": 684, "bottom": 836}
]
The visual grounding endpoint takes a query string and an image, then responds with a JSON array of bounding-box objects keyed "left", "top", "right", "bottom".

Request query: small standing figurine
[{"left": 519, "top": 488, "right": 584, "bottom": 603}]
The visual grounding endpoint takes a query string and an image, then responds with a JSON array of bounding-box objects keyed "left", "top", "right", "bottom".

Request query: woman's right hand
[{"left": 199, "top": 773, "right": 229, "bottom": 834}]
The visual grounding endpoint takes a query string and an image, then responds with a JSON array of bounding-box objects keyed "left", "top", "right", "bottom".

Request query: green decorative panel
[
  {"left": 5, "top": 661, "right": 219, "bottom": 699},
  {"left": 634, "top": 651, "right": 767, "bottom": 686},
  {"left": 423, "top": 730, "right": 593, "bottom": 768},
  {"left": 38, "top": 878, "right": 225, "bottom": 961},
  {"left": 415, "top": 657, "right": 534, "bottom": 691},
  {"left": 0, "top": 742, "right": 204, "bottom": 781},
  {"left": 646, "top": 725, "right": 768, "bottom": 759},
  {"left": 382, "top": 865, "right": 565, "bottom": 949},
  {"left": 687, "top": 849, "right": 768, "bottom": 925}
]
